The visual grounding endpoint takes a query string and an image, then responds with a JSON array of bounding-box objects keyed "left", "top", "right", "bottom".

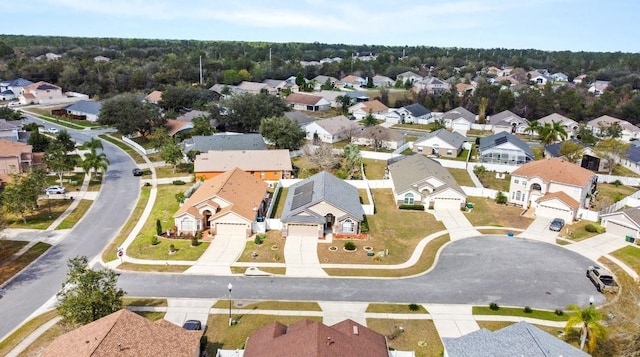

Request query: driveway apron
[
  {"left": 423, "top": 304, "right": 480, "bottom": 339},
  {"left": 185, "top": 235, "right": 247, "bottom": 275},
  {"left": 434, "top": 208, "right": 480, "bottom": 240},
  {"left": 284, "top": 236, "right": 328, "bottom": 277},
  {"left": 518, "top": 217, "right": 557, "bottom": 243},
  {"left": 163, "top": 298, "right": 217, "bottom": 329}
]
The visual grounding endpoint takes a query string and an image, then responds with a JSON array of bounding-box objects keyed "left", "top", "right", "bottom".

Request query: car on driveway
[
  {"left": 587, "top": 265, "right": 619, "bottom": 293},
  {"left": 132, "top": 168, "right": 143, "bottom": 176},
  {"left": 549, "top": 218, "right": 565, "bottom": 232},
  {"left": 182, "top": 320, "right": 202, "bottom": 331},
  {"left": 45, "top": 185, "right": 66, "bottom": 194}
]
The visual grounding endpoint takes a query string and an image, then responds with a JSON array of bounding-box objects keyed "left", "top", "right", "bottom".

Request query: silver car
[{"left": 549, "top": 218, "right": 565, "bottom": 232}]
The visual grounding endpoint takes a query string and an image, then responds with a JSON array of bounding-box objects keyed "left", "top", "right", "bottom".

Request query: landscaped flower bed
[{"left": 333, "top": 233, "right": 369, "bottom": 240}]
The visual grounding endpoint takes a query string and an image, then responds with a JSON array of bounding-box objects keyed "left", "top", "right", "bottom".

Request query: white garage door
[
  {"left": 605, "top": 220, "right": 637, "bottom": 238},
  {"left": 215, "top": 223, "right": 246, "bottom": 237},
  {"left": 536, "top": 204, "right": 573, "bottom": 223},
  {"left": 433, "top": 197, "right": 463, "bottom": 209},
  {"left": 452, "top": 122, "right": 470, "bottom": 131},
  {"left": 287, "top": 224, "right": 318, "bottom": 238}
]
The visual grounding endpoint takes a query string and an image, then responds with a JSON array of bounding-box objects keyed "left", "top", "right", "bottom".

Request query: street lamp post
[{"left": 228, "top": 282, "right": 233, "bottom": 326}]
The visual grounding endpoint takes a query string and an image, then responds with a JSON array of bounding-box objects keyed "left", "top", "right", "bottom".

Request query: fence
[
  {"left": 577, "top": 209, "right": 600, "bottom": 222},
  {"left": 599, "top": 190, "right": 640, "bottom": 215},
  {"left": 121, "top": 136, "right": 157, "bottom": 155},
  {"left": 461, "top": 186, "right": 499, "bottom": 199},
  {"left": 596, "top": 174, "right": 640, "bottom": 187}
]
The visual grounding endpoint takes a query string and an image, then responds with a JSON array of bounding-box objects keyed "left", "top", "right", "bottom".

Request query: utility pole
[
  {"left": 269, "top": 47, "right": 272, "bottom": 70},
  {"left": 199, "top": 56, "right": 203, "bottom": 85}
]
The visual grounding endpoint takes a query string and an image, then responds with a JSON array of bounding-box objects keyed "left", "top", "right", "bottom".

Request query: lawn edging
[{"left": 472, "top": 305, "right": 569, "bottom": 322}]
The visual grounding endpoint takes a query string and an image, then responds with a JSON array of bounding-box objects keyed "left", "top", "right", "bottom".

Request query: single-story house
[
  {"left": 455, "top": 82, "right": 475, "bottom": 96},
  {"left": 209, "top": 84, "right": 243, "bottom": 99},
  {"left": 174, "top": 167, "right": 268, "bottom": 237},
  {"left": 194, "top": 149, "right": 292, "bottom": 180},
  {"left": 237, "top": 81, "right": 275, "bottom": 95},
  {"left": 413, "top": 129, "right": 467, "bottom": 158},
  {"left": 489, "top": 110, "right": 529, "bottom": 134},
  {"left": 0, "top": 78, "right": 33, "bottom": 96},
  {"left": 552, "top": 72, "right": 569, "bottom": 82},
  {"left": 0, "top": 139, "right": 36, "bottom": 175},
  {"left": 183, "top": 133, "right": 267, "bottom": 154},
  {"left": 144, "top": 90, "right": 163, "bottom": 104},
  {"left": 280, "top": 171, "right": 365, "bottom": 239},
  {"left": 621, "top": 143, "right": 640, "bottom": 173},
  {"left": 588, "top": 80, "right": 610, "bottom": 96},
  {"left": 0, "top": 119, "right": 21, "bottom": 141},
  {"left": 284, "top": 111, "right": 316, "bottom": 127},
  {"left": 396, "top": 71, "right": 423, "bottom": 84},
  {"left": 440, "top": 106, "right": 477, "bottom": 132},
  {"left": 41, "top": 309, "right": 202, "bottom": 357},
  {"left": 339, "top": 75, "right": 366, "bottom": 87},
  {"left": 586, "top": 115, "right": 640, "bottom": 142},
  {"left": 0, "top": 89, "right": 15, "bottom": 101},
  {"left": 372, "top": 74, "right": 394, "bottom": 87},
  {"left": 385, "top": 103, "right": 432, "bottom": 124},
  {"left": 262, "top": 78, "right": 299, "bottom": 93},
  {"left": 311, "top": 75, "right": 339, "bottom": 90},
  {"left": 600, "top": 207, "right": 640, "bottom": 240},
  {"left": 303, "top": 115, "right": 361, "bottom": 144},
  {"left": 284, "top": 93, "right": 331, "bottom": 112},
  {"left": 478, "top": 132, "right": 533, "bottom": 165},
  {"left": 508, "top": 158, "right": 597, "bottom": 222},
  {"left": 544, "top": 139, "right": 609, "bottom": 172},
  {"left": 63, "top": 100, "right": 103, "bottom": 122},
  {"left": 389, "top": 155, "right": 467, "bottom": 210},
  {"left": 165, "top": 119, "right": 193, "bottom": 137},
  {"left": 348, "top": 99, "right": 389, "bottom": 120},
  {"left": 527, "top": 70, "right": 553, "bottom": 85},
  {"left": 351, "top": 125, "right": 405, "bottom": 150},
  {"left": 443, "top": 321, "right": 589, "bottom": 357},
  {"left": 537, "top": 113, "right": 579, "bottom": 138}
]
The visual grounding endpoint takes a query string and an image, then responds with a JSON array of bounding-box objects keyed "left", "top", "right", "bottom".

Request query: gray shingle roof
[
  {"left": 479, "top": 132, "right": 533, "bottom": 157},
  {"left": 284, "top": 111, "right": 316, "bottom": 126},
  {"left": 281, "top": 171, "right": 364, "bottom": 224},
  {"left": 388, "top": 155, "right": 464, "bottom": 195},
  {"left": 602, "top": 207, "right": 640, "bottom": 226},
  {"left": 489, "top": 110, "right": 524, "bottom": 124},
  {"left": 545, "top": 139, "right": 585, "bottom": 158},
  {"left": 184, "top": 134, "right": 266, "bottom": 152},
  {"left": 64, "top": 100, "right": 103, "bottom": 115},
  {"left": 441, "top": 107, "right": 476, "bottom": 123},
  {"left": 7, "top": 78, "right": 33, "bottom": 87},
  {"left": 416, "top": 129, "right": 467, "bottom": 148},
  {"left": 0, "top": 119, "right": 20, "bottom": 131},
  {"left": 443, "top": 321, "right": 590, "bottom": 357},
  {"left": 403, "top": 103, "right": 431, "bottom": 117}
]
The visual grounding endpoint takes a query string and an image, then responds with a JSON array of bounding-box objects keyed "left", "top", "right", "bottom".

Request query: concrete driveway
[
  {"left": 185, "top": 235, "right": 247, "bottom": 275},
  {"left": 434, "top": 208, "right": 480, "bottom": 240},
  {"left": 284, "top": 236, "right": 327, "bottom": 277},
  {"left": 518, "top": 216, "right": 558, "bottom": 243},
  {"left": 163, "top": 298, "right": 216, "bottom": 329}
]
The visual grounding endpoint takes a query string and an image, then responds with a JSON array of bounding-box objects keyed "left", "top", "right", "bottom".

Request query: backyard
[
  {"left": 591, "top": 183, "right": 638, "bottom": 210},
  {"left": 448, "top": 168, "right": 474, "bottom": 187}
]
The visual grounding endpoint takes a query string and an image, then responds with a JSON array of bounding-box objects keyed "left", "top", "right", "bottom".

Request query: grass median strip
[
  {"left": 366, "top": 303, "right": 428, "bottom": 314},
  {"left": 98, "top": 134, "right": 146, "bottom": 164},
  {"left": 212, "top": 300, "right": 322, "bottom": 311},
  {"left": 0, "top": 242, "right": 51, "bottom": 285},
  {"left": 55, "top": 199, "right": 94, "bottom": 230},
  {"left": 122, "top": 297, "right": 168, "bottom": 307},
  {"left": 0, "top": 310, "right": 58, "bottom": 357},
  {"left": 472, "top": 305, "right": 568, "bottom": 321},
  {"left": 102, "top": 186, "right": 151, "bottom": 262}
]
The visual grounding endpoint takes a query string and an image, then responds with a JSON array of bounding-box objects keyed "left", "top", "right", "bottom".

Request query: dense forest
[{"left": 1, "top": 35, "right": 640, "bottom": 122}]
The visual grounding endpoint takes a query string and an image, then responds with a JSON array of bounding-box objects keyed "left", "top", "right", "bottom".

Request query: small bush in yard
[
  {"left": 409, "top": 303, "right": 420, "bottom": 311},
  {"left": 344, "top": 241, "right": 356, "bottom": 250},
  {"left": 399, "top": 204, "right": 425, "bottom": 211},
  {"left": 150, "top": 235, "right": 159, "bottom": 245},
  {"left": 585, "top": 223, "right": 604, "bottom": 233},
  {"left": 489, "top": 302, "right": 500, "bottom": 310},
  {"left": 172, "top": 180, "right": 186, "bottom": 185},
  {"left": 254, "top": 233, "right": 266, "bottom": 245},
  {"left": 191, "top": 236, "right": 199, "bottom": 247},
  {"left": 523, "top": 306, "right": 533, "bottom": 313},
  {"left": 555, "top": 308, "right": 564, "bottom": 316},
  {"left": 495, "top": 191, "right": 507, "bottom": 204},
  {"left": 156, "top": 219, "right": 162, "bottom": 236}
]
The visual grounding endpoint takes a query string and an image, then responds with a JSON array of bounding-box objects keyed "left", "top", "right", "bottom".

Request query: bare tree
[{"left": 303, "top": 143, "right": 340, "bottom": 172}]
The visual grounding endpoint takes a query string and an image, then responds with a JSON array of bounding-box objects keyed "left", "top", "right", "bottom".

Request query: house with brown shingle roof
[
  {"left": 41, "top": 309, "right": 201, "bottom": 357},
  {"left": 351, "top": 125, "right": 405, "bottom": 150},
  {"left": 348, "top": 99, "right": 389, "bottom": 120},
  {"left": 508, "top": 158, "right": 597, "bottom": 222},
  {"left": 231, "top": 319, "right": 397, "bottom": 357},
  {"left": 19, "top": 81, "right": 65, "bottom": 105},
  {"left": 284, "top": 93, "right": 331, "bottom": 111},
  {"left": 174, "top": 168, "right": 268, "bottom": 237},
  {"left": 303, "top": 115, "right": 362, "bottom": 143},
  {"left": 145, "top": 90, "right": 163, "bottom": 104},
  {"left": 194, "top": 149, "right": 292, "bottom": 181},
  {"left": 0, "top": 139, "right": 35, "bottom": 175}
]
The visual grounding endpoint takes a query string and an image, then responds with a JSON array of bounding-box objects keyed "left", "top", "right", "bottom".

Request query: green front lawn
[
  {"left": 565, "top": 220, "right": 603, "bottom": 241},
  {"left": 103, "top": 186, "right": 150, "bottom": 262},
  {"left": 154, "top": 163, "right": 194, "bottom": 179},
  {"left": 0, "top": 242, "right": 51, "bottom": 285},
  {"left": 0, "top": 240, "right": 28, "bottom": 262},
  {"left": 5, "top": 199, "right": 74, "bottom": 229},
  {"left": 476, "top": 171, "right": 511, "bottom": 192},
  {"left": 465, "top": 197, "right": 533, "bottom": 229},
  {"left": 367, "top": 319, "right": 442, "bottom": 357},
  {"left": 611, "top": 245, "right": 640, "bottom": 276},
  {"left": 473, "top": 306, "right": 568, "bottom": 321}
]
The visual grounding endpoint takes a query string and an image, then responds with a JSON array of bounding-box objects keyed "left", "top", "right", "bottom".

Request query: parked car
[
  {"left": 182, "top": 320, "right": 202, "bottom": 331},
  {"left": 587, "top": 265, "right": 619, "bottom": 293},
  {"left": 45, "top": 185, "right": 66, "bottom": 194},
  {"left": 549, "top": 218, "right": 565, "bottom": 232},
  {"left": 132, "top": 168, "right": 143, "bottom": 176},
  {"left": 48, "top": 127, "right": 59, "bottom": 134}
]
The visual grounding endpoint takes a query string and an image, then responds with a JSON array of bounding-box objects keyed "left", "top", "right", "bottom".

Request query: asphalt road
[
  {"left": 0, "top": 118, "right": 141, "bottom": 339},
  {"left": 118, "top": 236, "right": 602, "bottom": 310}
]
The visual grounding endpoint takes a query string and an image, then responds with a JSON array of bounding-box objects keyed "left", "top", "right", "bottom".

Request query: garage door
[
  {"left": 433, "top": 197, "right": 463, "bottom": 209},
  {"left": 536, "top": 204, "right": 573, "bottom": 223},
  {"left": 452, "top": 122, "right": 470, "bottom": 131},
  {"left": 215, "top": 223, "right": 247, "bottom": 237},
  {"left": 287, "top": 224, "right": 318, "bottom": 238},
  {"left": 605, "top": 220, "right": 637, "bottom": 238}
]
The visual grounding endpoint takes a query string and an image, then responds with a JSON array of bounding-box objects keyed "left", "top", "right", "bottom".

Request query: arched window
[
  {"left": 404, "top": 193, "right": 414, "bottom": 205},
  {"left": 531, "top": 183, "right": 542, "bottom": 192},
  {"left": 181, "top": 217, "right": 194, "bottom": 232},
  {"left": 342, "top": 219, "right": 355, "bottom": 233}
]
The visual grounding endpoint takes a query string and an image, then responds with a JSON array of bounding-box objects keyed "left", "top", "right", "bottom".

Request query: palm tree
[
  {"left": 342, "top": 144, "right": 362, "bottom": 179},
  {"left": 539, "top": 120, "right": 568, "bottom": 145},
  {"left": 524, "top": 120, "right": 541, "bottom": 140},
  {"left": 82, "top": 149, "right": 110, "bottom": 180},
  {"left": 565, "top": 304, "right": 607, "bottom": 353},
  {"left": 84, "top": 137, "right": 104, "bottom": 151}
]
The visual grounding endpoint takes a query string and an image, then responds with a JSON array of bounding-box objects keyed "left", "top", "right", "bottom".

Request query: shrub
[
  {"left": 144, "top": 182, "right": 151, "bottom": 187},
  {"left": 150, "top": 235, "right": 159, "bottom": 245},
  {"left": 495, "top": 191, "right": 507, "bottom": 204},
  {"left": 360, "top": 217, "right": 369, "bottom": 233},
  {"left": 254, "top": 233, "right": 266, "bottom": 245},
  {"left": 191, "top": 236, "right": 199, "bottom": 247},
  {"left": 408, "top": 303, "right": 420, "bottom": 311},
  {"left": 196, "top": 230, "right": 203, "bottom": 240},
  {"left": 200, "top": 335, "right": 208, "bottom": 352},
  {"left": 613, "top": 179, "right": 622, "bottom": 187},
  {"left": 399, "top": 204, "right": 425, "bottom": 211},
  {"left": 172, "top": 180, "right": 186, "bottom": 185},
  {"left": 489, "top": 302, "right": 500, "bottom": 311},
  {"left": 169, "top": 244, "right": 176, "bottom": 252},
  {"left": 555, "top": 308, "right": 564, "bottom": 316},
  {"left": 344, "top": 241, "right": 356, "bottom": 250},
  {"left": 523, "top": 306, "right": 533, "bottom": 313},
  {"left": 585, "top": 223, "right": 605, "bottom": 233},
  {"left": 156, "top": 219, "right": 163, "bottom": 236}
]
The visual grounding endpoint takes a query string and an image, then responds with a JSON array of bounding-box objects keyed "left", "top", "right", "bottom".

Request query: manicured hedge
[{"left": 399, "top": 204, "right": 425, "bottom": 211}]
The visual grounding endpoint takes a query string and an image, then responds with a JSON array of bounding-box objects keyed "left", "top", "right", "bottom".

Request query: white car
[
  {"left": 48, "top": 127, "right": 59, "bottom": 134},
  {"left": 45, "top": 185, "right": 66, "bottom": 194}
]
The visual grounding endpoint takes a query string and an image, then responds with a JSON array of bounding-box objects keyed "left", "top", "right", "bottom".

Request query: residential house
[
  {"left": 165, "top": 119, "right": 193, "bottom": 137},
  {"left": 589, "top": 80, "right": 610, "bottom": 95},
  {"left": 219, "top": 319, "right": 408, "bottom": 357},
  {"left": 0, "top": 119, "right": 21, "bottom": 141},
  {"left": 0, "top": 139, "right": 35, "bottom": 175},
  {"left": 35, "top": 52, "right": 62, "bottom": 61},
  {"left": 601, "top": 207, "right": 640, "bottom": 240},
  {"left": 622, "top": 142, "right": 640, "bottom": 173},
  {"left": 413, "top": 129, "right": 467, "bottom": 158},
  {"left": 586, "top": 115, "right": 640, "bottom": 141},
  {"left": 311, "top": 75, "right": 339, "bottom": 90},
  {"left": 19, "top": 81, "right": 65, "bottom": 105},
  {"left": 63, "top": 100, "right": 103, "bottom": 122},
  {"left": 412, "top": 76, "right": 451, "bottom": 94},
  {"left": 284, "top": 93, "right": 331, "bottom": 112},
  {"left": 488, "top": 110, "right": 528, "bottom": 134},
  {"left": 443, "top": 321, "right": 589, "bottom": 357},
  {"left": 351, "top": 125, "right": 405, "bottom": 150},
  {"left": 237, "top": 81, "right": 274, "bottom": 95},
  {"left": 385, "top": 103, "right": 431, "bottom": 124},
  {"left": 372, "top": 74, "right": 394, "bottom": 87},
  {"left": 303, "top": 115, "right": 361, "bottom": 144},
  {"left": 173, "top": 168, "right": 268, "bottom": 237},
  {"left": 316, "top": 90, "right": 369, "bottom": 108},
  {"left": 573, "top": 74, "right": 587, "bottom": 84},
  {"left": 544, "top": 139, "right": 609, "bottom": 172},
  {"left": 176, "top": 109, "right": 210, "bottom": 124},
  {"left": 0, "top": 78, "right": 33, "bottom": 96},
  {"left": 209, "top": 83, "right": 243, "bottom": 99},
  {"left": 194, "top": 149, "right": 292, "bottom": 180},
  {"left": 284, "top": 111, "right": 316, "bottom": 127},
  {"left": 552, "top": 72, "right": 569, "bottom": 82},
  {"left": 527, "top": 70, "right": 552, "bottom": 84},
  {"left": 455, "top": 82, "right": 475, "bottom": 96},
  {"left": 396, "top": 71, "right": 423, "bottom": 85},
  {"left": 348, "top": 99, "right": 389, "bottom": 120},
  {"left": 262, "top": 78, "right": 299, "bottom": 93},
  {"left": 144, "top": 90, "right": 163, "bottom": 104},
  {"left": 508, "top": 157, "right": 597, "bottom": 222},
  {"left": 440, "top": 107, "right": 476, "bottom": 132},
  {"left": 340, "top": 75, "right": 366, "bottom": 87},
  {"left": 183, "top": 133, "right": 267, "bottom": 154},
  {"left": 0, "top": 89, "right": 16, "bottom": 101},
  {"left": 537, "top": 113, "right": 579, "bottom": 138},
  {"left": 478, "top": 132, "right": 533, "bottom": 165},
  {"left": 93, "top": 55, "right": 110, "bottom": 62},
  {"left": 389, "top": 155, "right": 467, "bottom": 209},
  {"left": 41, "top": 309, "right": 201, "bottom": 357},
  {"left": 280, "top": 171, "right": 365, "bottom": 239}
]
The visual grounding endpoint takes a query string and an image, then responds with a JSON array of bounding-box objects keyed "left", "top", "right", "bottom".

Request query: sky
[{"left": 0, "top": 0, "right": 637, "bottom": 53}]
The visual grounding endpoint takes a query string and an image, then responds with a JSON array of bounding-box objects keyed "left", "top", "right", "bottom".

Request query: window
[
  {"left": 260, "top": 171, "right": 265, "bottom": 178},
  {"left": 516, "top": 191, "right": 522, "bottom": 201},
  {"left": 446, "top": 150, "right": 453, "bottom": 156},
  {"left": 342, "top": 219, "right": 355, "bottom": 233},
  {"left": 417, "top": 147, "right": 423, "bottom": 153},
  {"left": 514, "top": 179, "right": 519, "bottom": 184},
  {"left": 404, "top": 193, "right": 414, "bottom": 205}
]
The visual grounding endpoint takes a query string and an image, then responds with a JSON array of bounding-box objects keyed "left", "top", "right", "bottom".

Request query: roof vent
[{"left": 353, "top": 326, "right": 359, "bottom": 335}]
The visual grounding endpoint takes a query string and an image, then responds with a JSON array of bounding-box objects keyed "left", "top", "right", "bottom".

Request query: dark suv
[
  {"left": 549, "top": 218, "right": 565, "bottom": 232},
  {"left": 132, "top": 168, "right": 143, "bottom": 176},
  {"left": 182, "top": 320, "right": 203, "bottom": 330}
]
